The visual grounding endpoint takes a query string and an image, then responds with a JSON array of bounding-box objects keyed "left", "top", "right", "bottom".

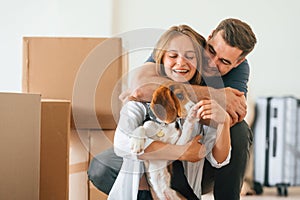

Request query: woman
[{"left": 108, "top": 25, "right": 231, "bottom": 200}]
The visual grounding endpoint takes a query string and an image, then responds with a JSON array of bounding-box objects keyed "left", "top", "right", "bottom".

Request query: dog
[{"left": 130, "top": 83, "right": 199, "bottom": 200}]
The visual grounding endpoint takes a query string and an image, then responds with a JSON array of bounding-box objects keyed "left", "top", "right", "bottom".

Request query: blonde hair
[{"left": 153, "top": 25, "right": 207, "bottom": 85}]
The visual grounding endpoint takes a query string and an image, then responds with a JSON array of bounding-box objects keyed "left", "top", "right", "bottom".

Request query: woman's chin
[
  {"left": 169, "top": 74, "right": 191, "bottom": 83},
  {"left": 170, "top": 77, "right": 187, "bottom": 83}
]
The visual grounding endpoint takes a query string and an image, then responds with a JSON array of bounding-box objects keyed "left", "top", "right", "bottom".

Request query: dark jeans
[
  {"left": 201, "top": 120, "right": 253, "bottom": 200},
  {"left": 88, "top": 148, "right": 122, "bottom": 195},
  {"left": 88, "top": 120, "right": 253, "bottom": 200}
]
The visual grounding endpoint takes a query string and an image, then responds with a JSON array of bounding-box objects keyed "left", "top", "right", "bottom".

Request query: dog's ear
[
  {"left": 150, "top": 85, "right": 178, "bottom": 123},
  {"left": 169, "top": 84, "right": 183, "bottom": 117}
]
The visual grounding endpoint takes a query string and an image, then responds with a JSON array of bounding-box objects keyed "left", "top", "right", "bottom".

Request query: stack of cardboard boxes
[
  {"left": 0, "top": 92, "right": 41, "bottom": 200},
  {"left": 22, "top": 37, "right": 127, "bottom": 200}
]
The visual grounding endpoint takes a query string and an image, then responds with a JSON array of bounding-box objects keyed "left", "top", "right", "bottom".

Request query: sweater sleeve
[
  {"left": 202, "top": 126, "right": 231, "bottom": 168},
  {"left": 113, "top": 101, "right": 154, "bottom": 160}
]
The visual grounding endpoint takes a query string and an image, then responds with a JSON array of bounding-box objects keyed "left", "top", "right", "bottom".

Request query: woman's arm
[
  {"left": 193, "top": 100, "right": 231, "bottom": 163},
  {"left": 212, "top": 116, "right": 231, "bottom": 163},
  {"left": 139, "top": 100, "right": 231, "bottom": 163},
  {"left": 114, "top": 101, "right": 153, "bottom": 159},
  {"left": 138, "top": 135, "right": 205, "bottom": 162}
]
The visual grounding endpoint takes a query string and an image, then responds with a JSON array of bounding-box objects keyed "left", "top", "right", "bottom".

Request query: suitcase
[{"left": 253, "top": 96, "right": 300, "bottom": 196}]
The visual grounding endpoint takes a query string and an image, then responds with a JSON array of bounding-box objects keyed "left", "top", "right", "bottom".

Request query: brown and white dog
[{"left": 130, "top": 83, "right": 199, "bottom": 200}]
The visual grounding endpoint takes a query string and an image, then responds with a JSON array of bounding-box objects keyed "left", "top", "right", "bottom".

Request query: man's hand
[
  {"left": 131, "top": 84, "right": 158, "bottom": 102},
  {"left": 119, "top": 89, "right": 132, "bottom": 103},
  {"left": 224, "top": 87, "right": 247, "bottom": 125}
]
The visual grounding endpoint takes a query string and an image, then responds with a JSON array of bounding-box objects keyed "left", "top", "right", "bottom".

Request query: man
[{"left": 88, "top": 18, "right": 257, "bottom": 200}]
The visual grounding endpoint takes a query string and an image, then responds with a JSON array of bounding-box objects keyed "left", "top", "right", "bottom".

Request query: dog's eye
[{"left": 176, "top": 93, "right": 184, "bottom": 101}]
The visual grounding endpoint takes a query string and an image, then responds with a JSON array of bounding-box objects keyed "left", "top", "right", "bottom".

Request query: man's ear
[{"left": 207, "top": 30, "right": 216, "bottom": 41}]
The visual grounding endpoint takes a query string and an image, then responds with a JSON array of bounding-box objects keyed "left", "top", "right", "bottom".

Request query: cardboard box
[
  {"left": 89, "top": 129, "right": 114, "bottom": 158},
  {"left": 40, "top": 99, "right": 71, "bottom": 200},
  {"left": 41, "top": 100, "right": 91, "bottom": 200},
  {"left": 23, "top": 37, "right": 127, "bottom": 130},
  {"left": 0, "top": 92, "right": 41, "bottom": 200},
  {"left": 88, "top": 129, "right": 115, "bottom": 200},
  {"left": 89, "top": 182, "right": 108, "bottom": 200},
  {"left": 40, "top": 103, "right": 117, "bottom": 200},
  {"left": 22, "top": 37, "right": 126, "bottom": 199},
  {"left": 69, "top": 129, "right": 89, "bottom": 200},
  {"left": 68, "top": 129, "right": 114, "bottom": 200}
]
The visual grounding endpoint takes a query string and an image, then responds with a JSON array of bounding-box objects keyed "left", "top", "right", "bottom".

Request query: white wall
[
  {"left": 1, "top": 0, "right": 300, "bottom": 100},
  {"left": 0, "top": 0, "right": 112, "bottom": 92}
]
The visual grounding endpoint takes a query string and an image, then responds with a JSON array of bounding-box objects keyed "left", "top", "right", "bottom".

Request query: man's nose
[{"left": 208, "top": 55, "right": 218, "bottom": 68}]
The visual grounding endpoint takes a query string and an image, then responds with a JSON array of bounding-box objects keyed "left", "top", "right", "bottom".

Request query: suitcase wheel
[{"left": 276, "top": 184, "right": 288, "bottom": 196}]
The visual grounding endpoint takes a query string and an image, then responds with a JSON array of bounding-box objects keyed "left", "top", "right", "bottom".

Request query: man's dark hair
[{"left": 212, "top": 18, "right": 257, "bottom": 59}]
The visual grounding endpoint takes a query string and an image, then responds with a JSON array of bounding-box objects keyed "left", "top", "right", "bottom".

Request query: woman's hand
[
  {"left": 179, "top": 135, "right": 206, "bottom": 162},
  {"left": 193, "top": 99, "right": 231, "bottom": 125}
]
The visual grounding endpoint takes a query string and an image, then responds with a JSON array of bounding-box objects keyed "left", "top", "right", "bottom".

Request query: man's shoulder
[
  {"left": 145, "top": 55, "right": 155, "bottom": 63},
  {"left": 238, "top": 59, "right": 249, "bottom": 70},
  {"left": 222, "top": 59, "right": 250, "bottom": 94},
  {"left": 230, "top": 59, "right": 249, "bottom": 75}
]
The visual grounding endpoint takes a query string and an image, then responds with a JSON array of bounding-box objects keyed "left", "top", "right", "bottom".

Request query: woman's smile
[{"left": 162, "top": 34, "right": 197, "bottom": 82}]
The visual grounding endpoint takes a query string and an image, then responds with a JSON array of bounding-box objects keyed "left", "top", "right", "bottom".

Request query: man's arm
[
  {"left": 129, "top": 63, "right": 246, "bottom": 125},
  {"left": 128, "top": 62, "right": 169, "bottom": 102},
  {"left": 221, "top": 60, "right": 250, "bottom": 124}
]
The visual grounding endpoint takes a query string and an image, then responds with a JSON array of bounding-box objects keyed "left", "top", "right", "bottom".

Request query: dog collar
[
  {"left": 142, "top": 103, "right": 183, "bottom": 139},
  {"left": 143, "top": 103, "right": 183, "bottom": 129},
  {"left": 149, "top": 106, "right": 168, "bottom": 126},
  {"left": 141, "top": 103, "right": 167, "bottom": 125}
]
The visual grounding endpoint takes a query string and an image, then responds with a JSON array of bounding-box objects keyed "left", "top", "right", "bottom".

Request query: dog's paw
[
  {"left": 186, "top": 106, "right": 200, "bottom": 123},
  {"left": 130, "top": 138, "right": 145, "bottom": 154},
  {"left": 130, "top": 126, "right": 146, "bottom": 154}
]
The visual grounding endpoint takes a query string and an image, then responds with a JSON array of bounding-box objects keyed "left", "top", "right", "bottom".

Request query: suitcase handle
[{"left": 272, "top": 127, "right": 277, "bottom": 157}]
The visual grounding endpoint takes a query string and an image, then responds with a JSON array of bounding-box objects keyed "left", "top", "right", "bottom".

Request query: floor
[
  {"left": 93, "top": 186, "right": 300, "bottom": 200},
  {"left": 202, "top": 187, "right": 300, "bottom": 200}
]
